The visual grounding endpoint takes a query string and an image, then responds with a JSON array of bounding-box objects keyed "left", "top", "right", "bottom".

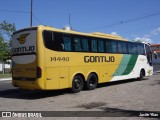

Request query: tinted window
[
  {"left": 74, "top": 37, "right": 89, "bottom": 52},
  {"left": 43, "top": 31, "right": 55, "bottom": 50},
  {"left": 128, "top": 42, "right": 137, "bottom": 54},
  {"left": 111, "top": 41, "right": 117, "bottom": 53},
  {"left": 81, "top": 38, "right": 89, "bottom": 51},
  {"left": 106, "top": 41, "right": 111, "bottom": 53},
  {"left": 74, "top": 37, "right": 82, "bottom": 51},
  {"left": 43, "top": 30, "right": 146, "bottom": 55},
  {"left": 98, "top": 40, "right": 105, "bottom": 52},
  {"left": 117, "top": 42, "right": 123, "bottom": 53},
  {"left": 137, "top": 43, "right": 145, "bottom": 55},
  {"left": 91, "top": 39, "right": 97, "bottom": 52},
  {"left": 63, "top": 35, "right": 72, "bottom": 51},
  {"left": 117, "top": 41, "right": 128, "bottom": 54},
  {"left": 122, "top": 42, "right": 128, "bottom": 54},
  {"left": 43, "top": 31, "right": 62, "bottom": 51}
]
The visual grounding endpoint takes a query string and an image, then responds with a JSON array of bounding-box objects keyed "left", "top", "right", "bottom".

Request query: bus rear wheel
[
  {"left": 85, "top": 73, "right": 98, "bottom": 90},
  {"left": 71, "top": 75, "right": 84, "bottom": 93}
]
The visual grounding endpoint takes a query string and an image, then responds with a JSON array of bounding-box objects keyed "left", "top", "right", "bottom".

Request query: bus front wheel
[
  {"left": 139, "top": 69, "right": 145, "bottom": 80},
  {"left": 71, "top": 75, "right": 84, "bottom": 93},
  {"left": 85, "top": 73, "right": 98, "bottom": 90}
]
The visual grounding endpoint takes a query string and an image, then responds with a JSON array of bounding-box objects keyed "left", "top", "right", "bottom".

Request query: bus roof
[
  {"left": 14, "top": 25, "right": 130, "bottom": 41},
  {"left": 37, "top": 25, "right": 128, "bottom": 41}
]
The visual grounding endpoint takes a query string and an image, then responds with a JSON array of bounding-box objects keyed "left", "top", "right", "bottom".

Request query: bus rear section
[{"left": 12, "top": 28, "right": 42, "bottom": 89}]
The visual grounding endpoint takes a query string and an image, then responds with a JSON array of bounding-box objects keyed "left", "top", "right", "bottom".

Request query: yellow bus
[{"left": 12, "top": 25, "right": 153, "bottom": 92}]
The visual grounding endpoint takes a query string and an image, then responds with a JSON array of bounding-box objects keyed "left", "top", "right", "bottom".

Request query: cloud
[
  {"left": 111, "top": 32, "right": 119, "bottom": 36},
  {"left": 134, "top": 37, "right": 153, "bottom": 43},
  {"left": 133, "top": 27, "right": 160, "bottom": 43},
  {"left": 143, "top": 34, "right": 151, "bottom": 38},
  {"left": 151, "top": 27, "right": 160, "bottom": 35}
]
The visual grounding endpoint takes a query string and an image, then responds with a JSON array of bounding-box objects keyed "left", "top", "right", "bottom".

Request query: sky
[{"left": 0, "top": 0, "right": 160, "bottom": 44}]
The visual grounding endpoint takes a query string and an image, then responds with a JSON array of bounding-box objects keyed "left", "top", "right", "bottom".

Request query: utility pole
[
  {"left": 30, "top": 0, "right": 33, "bottom": 26},
  {"left": 69, "top": 13, "right": 71, "bottom": 27}
]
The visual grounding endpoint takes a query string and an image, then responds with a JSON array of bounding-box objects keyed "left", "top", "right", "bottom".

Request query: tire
[
  {"left": 71, "top": 75, "right": 84, "bottom": 93},
  {"left": 139, "top": 70, "right": 145, "bottom": 80},
  {"left": 86, "top": 73, "right": 98, "bottom": 90}
]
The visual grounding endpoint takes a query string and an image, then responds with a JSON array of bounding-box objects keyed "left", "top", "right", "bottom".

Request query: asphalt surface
[
  {"left": 0, "top": 67, "right": 160, "bottom": 120},
  {"left": 153, "top": 64, "right": 160, "bottom": 72}
]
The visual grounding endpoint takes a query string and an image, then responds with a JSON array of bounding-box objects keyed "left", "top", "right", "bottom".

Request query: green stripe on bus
[
  {"left": 122, "top": 55, "right": 138, "bottom": 75},
  {"left": 113, "top": 55, "right": 131, "bottom": 76}
]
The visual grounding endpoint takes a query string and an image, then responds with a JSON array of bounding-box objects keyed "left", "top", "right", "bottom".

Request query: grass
[{"left": 0, "top": 74, "right": 12, "bottom": 78}]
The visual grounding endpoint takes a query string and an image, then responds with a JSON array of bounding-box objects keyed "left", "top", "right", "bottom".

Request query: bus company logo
[{"left": 17, "top": 33, "right": 29, "bottom": 44}]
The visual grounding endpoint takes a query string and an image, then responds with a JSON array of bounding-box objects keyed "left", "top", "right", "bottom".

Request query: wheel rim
[{"left": 74, "top": 79, "right": 81, "bottom": 89}]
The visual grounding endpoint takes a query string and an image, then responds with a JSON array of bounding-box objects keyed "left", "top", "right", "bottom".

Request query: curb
[{"left": 0, "top": 78, "right": 12, "bottom": 81}]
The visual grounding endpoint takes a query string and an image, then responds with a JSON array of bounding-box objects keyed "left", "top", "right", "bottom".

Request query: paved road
[
  {"left": 0, "top": 73, "right": 160, "bottom": 120},
  {"left": 153, "top": 64, "right": 160, "bottom": 72}
]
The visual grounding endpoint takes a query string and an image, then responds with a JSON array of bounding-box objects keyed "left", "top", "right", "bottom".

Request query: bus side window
[
  {"left": 106, "top": 40, "right": 111, "bottom": 53},
  {"left": 74, "top": 37, "right": 82, "bottom": 51},
  {"left": 98, "top": 40, "right": 105, "bottom": 52},
  {"left": 122, "top": 42, "right": 127, "bottom": 54},
  {"left": 81, "top": 38, "right": 89, "bottom": 52},
  {"left": 63, "top": 35, "right": 72, "bottom": 51},
  {"left": 140, "top": 44, "right": 145, "bottom": 55},
  {"left": 128, "top": 43, "right": 137, "bottom": 54},
  {"left": 137, "top": 43, "right": 145, "bottom": 55},
  {"left": 117, "top": 42, "right": 123, "bottom": 53},
  {"left": 73, "top": 37, "right": 89, "bottom": 52},
  {"left": 43, "top": 31, "right": 55, "bottom": 50},
  {"left": 43, "top": 31, "right": 63, "bottom": 51},
  {"left": 91, "top": 39, "right": 97, "bottom": 52},
  {"left": 111, "top": 41, "right": 117, "bottom": 53},
  {"left": 54, "top": 32, "right": 63, "bottom": 51}
]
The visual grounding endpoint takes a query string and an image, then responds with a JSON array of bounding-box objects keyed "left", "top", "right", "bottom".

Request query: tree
[
  {"left": 0, "top": 20, "right": 16, "bottom": 74},
  {"left": 0, "top": 36, "right": 8, "bottom": 61}
]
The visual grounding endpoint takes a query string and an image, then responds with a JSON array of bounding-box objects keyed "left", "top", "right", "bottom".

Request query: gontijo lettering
[
  {"left": 12, "top": 46, "right": 35, "bottom": 54},
  {"left": 84, "top": 56, "right": 115, "bottom": 63}
]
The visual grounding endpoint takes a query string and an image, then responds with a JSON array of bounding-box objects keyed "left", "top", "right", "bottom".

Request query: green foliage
[
  {"left": 0, "top": 37, "right": 8, "bottom": 61},
  {"left": 0, "top": 20, "right": 16, "bottom": 62},
  {"left": 0, "top": 20, "right": 16, "bottom": 38},
  {"left": 0, "top": 73, "right": 12, "bottom": 78}
]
